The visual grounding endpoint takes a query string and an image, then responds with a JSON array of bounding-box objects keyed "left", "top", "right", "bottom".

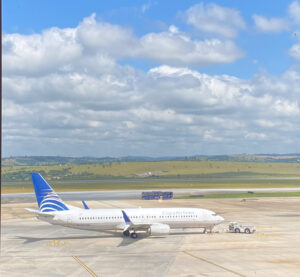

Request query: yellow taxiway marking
[
  {"left": 72, "top": 256, "right": 98, "bottom": 277},
  {"left": 257, "top": 225, "right": 278, "bottom": 229},
  {"left": 47, "top": 240, "right": 69, "bottom": 247},
  {"left": 256, "top": 232, "right": 279, "bottom": 238},
  {"left": 183, "top": 251, "right": 246, "bottom": 277}
]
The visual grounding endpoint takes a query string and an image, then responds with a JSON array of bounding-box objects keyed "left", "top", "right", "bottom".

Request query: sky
[{"left": 3, "top": 0, "right": 300, "bottom": 157}]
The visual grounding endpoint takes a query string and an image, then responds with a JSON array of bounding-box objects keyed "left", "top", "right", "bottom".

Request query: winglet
[
  {"left": 121, "top": 210, "right": 131, "bottom": 223},
  {"left": 82, "top": 200, "right": 89, "bottom": 209}
]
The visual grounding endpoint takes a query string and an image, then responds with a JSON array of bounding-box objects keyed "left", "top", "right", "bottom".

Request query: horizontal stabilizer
[
  {"left": 25, "top": 208, "right": 55, "bottom": 218},
  {"left": 66, "top": 204, "right": 82, "bottom": 210},
  {"left": 25, "top": 208, "right": 40, "bottom": 214}
]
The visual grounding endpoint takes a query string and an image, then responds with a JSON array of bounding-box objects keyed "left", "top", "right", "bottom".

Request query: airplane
[{"left": 26, "top": 173, "right": 224, "bottom": 238}]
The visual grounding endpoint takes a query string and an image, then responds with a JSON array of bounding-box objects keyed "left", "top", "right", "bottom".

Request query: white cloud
[
  {"left": 168, "top": 25, "right": 179, "bottom": 34},
  {"left": 289, "top": 42, "right": 300, "bottom": 60},
  {"left": 184, "top": 3, "right": 246, "bottom": 38},
  {"left": 272, "top": 99, "right": 299, "bottom": 116},
  {"left": 289, "top": 1, "right": 300, "bottom": 23},
  {"left": 141, "top": 2, "right": 151, "bottom": 13},
  {"left": 77, "top": 14, "right": 139, "bottom": 58},
  {"left": 253, "top": 14, "right": 290, "bottom": 33},
  {"left": 4, "top": 64, "right": 300, "bottom": 156},
  {"left": 3, "top": 14, "right": 243, "bottom": 76},
  {"left": 3, "top": 28, "right": 81, "bottom": 76},
  {"left": 245, "top": 132, "right": 267, "bottom": 140},
  {"left": 256, "top": 119, "right": 276, "bottom": 128},
  {"left": 4, "top": 14, "right": 300, "bottom": 156},
  {"left": 139, "top": 31, "right": 243, "bottom": 66}
]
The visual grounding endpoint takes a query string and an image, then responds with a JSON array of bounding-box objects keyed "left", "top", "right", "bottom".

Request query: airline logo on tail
[{"left": 31, "top": 173, "right": 69, "bottom": 212}]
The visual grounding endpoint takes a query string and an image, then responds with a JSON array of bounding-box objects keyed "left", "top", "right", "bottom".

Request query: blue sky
[{"left": 3, "top": 1, "right": 300, "bottom": 157}]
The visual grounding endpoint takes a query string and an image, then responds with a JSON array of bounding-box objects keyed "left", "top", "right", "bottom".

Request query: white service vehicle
[{"left": 228, "top": 222, "right": 255, "bottom": 234}]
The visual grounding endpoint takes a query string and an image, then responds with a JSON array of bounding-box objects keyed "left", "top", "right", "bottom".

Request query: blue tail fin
[{"left": 31, "top": 173, "right": 69, "bottom": 212}]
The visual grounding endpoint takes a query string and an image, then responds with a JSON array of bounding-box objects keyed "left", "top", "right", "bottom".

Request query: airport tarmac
[{"left": 1, "top": 197, "right": 300, "bottom": 277}]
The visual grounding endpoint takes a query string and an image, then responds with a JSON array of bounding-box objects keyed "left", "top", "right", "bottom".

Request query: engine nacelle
[{"left": 149, "top": 223, "right": 170, "bottom": 235}]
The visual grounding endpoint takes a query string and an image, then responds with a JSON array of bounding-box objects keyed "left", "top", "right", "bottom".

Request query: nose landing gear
[{"left": 203, "top": 226, "right": 214, "bottom": 234}]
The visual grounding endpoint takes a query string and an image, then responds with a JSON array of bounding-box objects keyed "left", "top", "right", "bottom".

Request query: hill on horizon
[{"left": 2, "top": 154, "right": 300, "bottom": 166}]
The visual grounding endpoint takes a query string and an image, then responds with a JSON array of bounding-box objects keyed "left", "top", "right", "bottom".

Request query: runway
[
  {"left": 3, "top": 187, "right": 300, "bottom": 203},
  {"left": 2, "top": 197, "right": 300, "bottom": 276}
]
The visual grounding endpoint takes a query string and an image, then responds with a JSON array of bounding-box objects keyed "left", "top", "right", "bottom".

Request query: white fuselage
[{"left": 38, "top": 207, "right": 224, "bottom": 231}]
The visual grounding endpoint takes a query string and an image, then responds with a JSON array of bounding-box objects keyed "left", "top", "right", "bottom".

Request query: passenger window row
[
  {"left": 78, "top": 214, "right": 198, "bottom": 220},
  {"left": 79, "top": 216, "right": 123, "bottom": 220},
  {"left": 159, "top": 215, "right": 197, "bottom": 218}
]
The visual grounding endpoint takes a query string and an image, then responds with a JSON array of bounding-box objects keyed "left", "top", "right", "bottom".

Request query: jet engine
[{"left": 149, "top": 223, "right": 170, "bottom": 235}]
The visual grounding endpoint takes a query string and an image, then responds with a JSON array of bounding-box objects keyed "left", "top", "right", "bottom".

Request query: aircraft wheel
[
  {"left": 123, "top": 230, "right": 130, "bottom": 237},
  {"left": 130, "top": 232, "right": 138, "bottom": 239}
]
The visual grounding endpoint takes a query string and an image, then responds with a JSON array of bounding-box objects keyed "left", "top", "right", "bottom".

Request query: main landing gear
[
  {"left": 123, "top": 230, "right": 138, "bottom": 239},
  {"left": 123, "top": 230, "right": 130, "bottom": 237},
  {"left": 130, "top": 232, "right": 138, "bottom": 239}
]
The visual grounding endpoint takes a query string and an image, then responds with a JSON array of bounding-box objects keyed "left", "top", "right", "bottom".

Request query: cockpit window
[{"left": 212, "top": 213, "right": 217, "bottom": 216}]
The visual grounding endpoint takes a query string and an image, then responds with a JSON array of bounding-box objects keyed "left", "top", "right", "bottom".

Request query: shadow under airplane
[{"left": 15, "top": 229, "right": 209, "bottom": 247}]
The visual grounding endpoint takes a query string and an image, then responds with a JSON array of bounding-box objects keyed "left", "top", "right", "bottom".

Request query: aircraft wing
[{"left": 121, "top": 210, "right": 151, "bottom": 231}]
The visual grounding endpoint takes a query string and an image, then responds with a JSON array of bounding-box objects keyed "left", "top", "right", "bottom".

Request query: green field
[
  {"left": 3, "top": 160, "right": 300, "bottom": 193},
  {"left": 3, "top": 160, "right": 300, "bottom": 182},
  {"left": 3, "top": 179, "right": 300, "bottom": 194}
]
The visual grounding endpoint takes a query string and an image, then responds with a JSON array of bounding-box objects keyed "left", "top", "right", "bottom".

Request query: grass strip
[{"left": 3, "top": 179, "right": 300, "bottom": 194}]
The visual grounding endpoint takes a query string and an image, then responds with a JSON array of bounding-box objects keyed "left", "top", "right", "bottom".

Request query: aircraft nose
[{"left": 218, "top": 216, "right": 224, "bottom": 223}]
